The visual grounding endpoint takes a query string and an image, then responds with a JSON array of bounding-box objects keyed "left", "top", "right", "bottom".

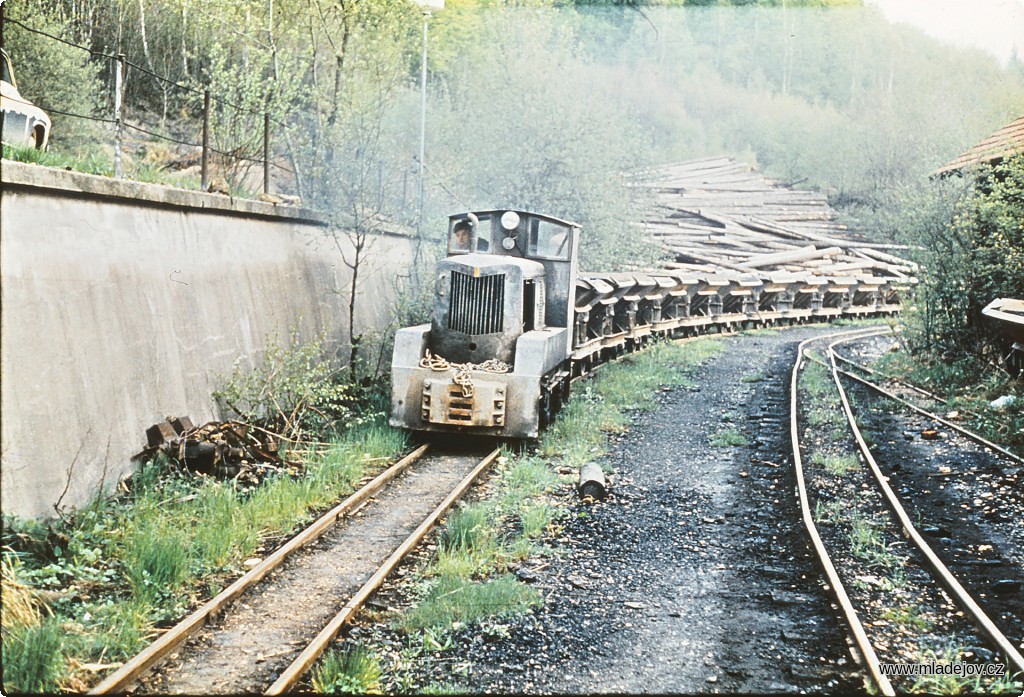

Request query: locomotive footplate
[{"left": 421, "top": 378, "right": 506, "bottom": 427}]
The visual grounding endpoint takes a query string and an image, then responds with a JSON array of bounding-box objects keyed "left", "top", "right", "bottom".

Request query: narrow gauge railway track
[
  {"left": 790, "top": 329, "right": 1024, "bottom": 694},
  {"left": 829, "top": 334, "right": 1024, "bottom": 666},
  {"left": 89, "top": 445, "right": 501, "bottom": 695},
  {"left": 830, "top": 344, "right": 1024, "bottom": 467}
]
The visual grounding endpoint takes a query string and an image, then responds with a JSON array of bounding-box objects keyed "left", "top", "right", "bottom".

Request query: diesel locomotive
[{"left": 390, "top": 209, "right": 903, "bottom": 439}]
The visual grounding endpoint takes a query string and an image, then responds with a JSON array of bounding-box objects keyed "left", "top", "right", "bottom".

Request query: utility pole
[
  {"left": 414, "top": 0, "right": 443, "bottom": 236},
  {"left": 114, "top": 54, "right": 125, "bottom": 179}
]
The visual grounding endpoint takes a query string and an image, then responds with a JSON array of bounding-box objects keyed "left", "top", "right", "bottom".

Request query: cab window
[
  {"left": 527, "top": 219, "right": 571, "bottom": 260},
  {"left": 448, "top": 216, "right": 491, "bottom": 254}
]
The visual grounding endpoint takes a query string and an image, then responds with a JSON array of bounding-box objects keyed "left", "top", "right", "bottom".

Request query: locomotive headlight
[
  {"left": 500, "top": 211, "right": 520, "bottom": 231},
  {"left": 500, "top": 211, "right": 520, "bottom": 250}
]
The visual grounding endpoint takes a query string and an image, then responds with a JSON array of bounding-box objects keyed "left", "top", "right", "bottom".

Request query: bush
[
  {"left": 214, "top": 330, "right": 361, "bottom": 442},
  {"left": 906, "top": 155, "right": 1024, "bottom": 361}
]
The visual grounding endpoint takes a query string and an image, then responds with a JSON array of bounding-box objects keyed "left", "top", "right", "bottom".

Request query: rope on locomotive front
[{"left": 420, "top": 350, "right": 511, "bottom": 399}]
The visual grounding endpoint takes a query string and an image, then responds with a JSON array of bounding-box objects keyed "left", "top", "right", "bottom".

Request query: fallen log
[{"left": 578, "top": 462, "right": 608, "bottom": 500}]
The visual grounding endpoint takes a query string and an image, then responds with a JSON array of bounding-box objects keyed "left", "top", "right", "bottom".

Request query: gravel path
[{"left": 390, "top": 326, "right": 874, "bottom": 694}]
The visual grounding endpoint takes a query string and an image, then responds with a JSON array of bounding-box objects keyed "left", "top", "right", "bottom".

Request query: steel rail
[
  {"left": 830, "top": 350, "right": 950, "bottom": 405},
  {"left": 265, "top": 447, "right": 503, "bottom": 694},
  {"left": 88, "top": 443, "right": 431, "bottom": 694},
  {"left": 790, "top": 327, "right": 896, "bottom": 696},
  {"left": 826, "top": 337, "right": 1024, "bottom": 677},
  {"left": 832, "top": 365, "right": 1024, "bottom": 467}
]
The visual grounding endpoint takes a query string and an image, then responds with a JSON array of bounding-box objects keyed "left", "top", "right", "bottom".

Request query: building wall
[{"left": 1, "top": 161, "right": 414, "bottom": 519}]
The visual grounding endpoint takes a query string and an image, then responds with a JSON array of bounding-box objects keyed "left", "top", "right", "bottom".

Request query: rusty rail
[
  {"left": 264, "top": 448, "right": 503, "bottom": 694},
  {"left": 790, "top": 326, "right": 896, "bottom": 697},
  {"left": 88, "top": 443, "right": 430, "bottom": 694},
  {"left": 829, "top": 361, "right": 1023, "bottom": 467},
  {"left": 827, "top": 336, "right": 1024, "bottom": 677}
]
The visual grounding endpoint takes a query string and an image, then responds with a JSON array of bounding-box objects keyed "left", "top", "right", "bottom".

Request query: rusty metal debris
[{"left": 143, "top": 416, "right": 292, "bottom": 484}]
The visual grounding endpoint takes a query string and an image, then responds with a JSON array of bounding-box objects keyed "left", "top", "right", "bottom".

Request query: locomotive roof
[{"left": 449, "top": 210, "right": 581, "bottom": 229}]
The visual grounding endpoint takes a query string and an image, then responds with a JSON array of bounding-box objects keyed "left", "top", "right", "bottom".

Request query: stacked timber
[{"left": 625, "top": 156, "right": 917, "bottom": 283}]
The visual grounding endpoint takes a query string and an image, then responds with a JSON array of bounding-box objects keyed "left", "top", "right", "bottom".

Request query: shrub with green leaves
[
  {"left": 214, "top": 330, "right": 362, "bottom": 441},
  {"left": 905, "top": 154, "right": 1024, "bottom": 361}
]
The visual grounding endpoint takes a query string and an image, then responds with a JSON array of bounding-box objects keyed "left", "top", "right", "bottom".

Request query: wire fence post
[
  {"left": 114, "top": 54, "right": 124, "bottom": 179},
  {"left": 263, "top": 111, "right": 270, "bottom": 195},
  {"left": 201, "top": 90, "right": 210, "bottom": 191}
]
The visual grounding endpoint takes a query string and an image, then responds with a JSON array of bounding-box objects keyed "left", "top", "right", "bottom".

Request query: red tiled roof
[{"left": 936, "top": 115, "right": 1024, "bottom": 175}]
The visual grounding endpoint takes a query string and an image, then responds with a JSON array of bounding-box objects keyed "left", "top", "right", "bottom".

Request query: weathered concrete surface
[{"left": 1, "top": 161, "right": 414, "bottom": 519}]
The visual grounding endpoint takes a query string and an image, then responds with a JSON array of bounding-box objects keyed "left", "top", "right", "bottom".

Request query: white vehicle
[{"left": 1, "top": 48, "right": 51, "bottom": 150}]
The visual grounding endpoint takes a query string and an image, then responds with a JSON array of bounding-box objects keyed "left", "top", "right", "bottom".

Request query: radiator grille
[{"left": 448, "top": 271, "right": 505, "bottom": 335}]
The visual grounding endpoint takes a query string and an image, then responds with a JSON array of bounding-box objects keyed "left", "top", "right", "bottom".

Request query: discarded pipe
[{"left": 578, "top": 462, "right": 607, "bottom": 500}]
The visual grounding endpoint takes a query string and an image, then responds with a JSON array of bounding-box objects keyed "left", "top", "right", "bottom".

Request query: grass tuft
[
  {"left": 2, "top": 618, "right": 66, "bottom": 693},
  {"left": 398, "top": 574, "right": 540, "bottom": 632},
  {"left": 710, "top": 428, "right": 748, "bottom": 447},
  {"left": 810, "top": 452, "right": 860, "bottom": 476},
  {"left": 1, "top": 555, "right": 43, "bottom": 629},
  {"left": 312, "top": 644, "right": 382, "bottom": 694}
]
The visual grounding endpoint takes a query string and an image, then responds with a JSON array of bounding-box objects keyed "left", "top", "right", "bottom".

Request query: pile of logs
[{"left": 628, "top": 156, "right": 917, "bottom": 283}]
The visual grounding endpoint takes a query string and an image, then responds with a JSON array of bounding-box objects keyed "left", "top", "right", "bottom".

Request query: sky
[{"left": 865, "top": 0, "right": 1024, "bottom": 66}]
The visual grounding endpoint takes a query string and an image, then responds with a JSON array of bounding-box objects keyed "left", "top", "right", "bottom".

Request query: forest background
[{"left": 4, "top": 0, "right": 1024, "bottom": 356}]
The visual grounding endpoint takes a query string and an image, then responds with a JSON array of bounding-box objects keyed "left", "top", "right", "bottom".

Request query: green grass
[
  {"left": 1, "top": 618, "right": 66, "bottom": 693},
  {"left": 880, "top": 605, "right": 931, "bottom": 633},
  {"left": 813, "top": 499, "right": 845, "bottom": 524},
  {"left": 1, "top": 420, "right": 406, "bottom": 691},
  {"left": 810, "top": 452, "right": 859, "bottom": 476},
  {"left": 498, "top": 457, "right": 557, "bottom": 505},
  {"left": 710, "top": 428, "right": 748, "bottom": 447},
  {"left": 739, "top": 327, "right": 781, "bottom": 336},
  {"left": 3, "top": 142, "right": 113, "bottom": 175},
  {"left": 433, "top": 504, "right": 502, "bottom": 578},
  {"left": 541, "top": 339, "right": 723, "bottom": 466},
  {"left": 800, "top": 359, "right": 851, "bottom": 442},
  {"left": 848, "top": 514, "right": 902, "bottom": 573},
  {"left": 397, "top": 573, "right": 540, "bottom": 632},
  {"left": 312, "top": 644, "right": 382, "bottom": 694},
  {"left": 907, "top": 645, "right": 1023, "bottom": 695},
  {"left": 3, "top": 143, "right": 209, "bottom": 193}
]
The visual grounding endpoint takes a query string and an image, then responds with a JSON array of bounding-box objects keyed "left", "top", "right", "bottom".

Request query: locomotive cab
[{"left": 391, "top": 210, "right": 580, "bottom": 438}]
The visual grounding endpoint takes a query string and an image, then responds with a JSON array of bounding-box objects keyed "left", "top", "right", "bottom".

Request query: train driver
[{"left": 451, "top": 219, "right": 489, "bottom": 253}]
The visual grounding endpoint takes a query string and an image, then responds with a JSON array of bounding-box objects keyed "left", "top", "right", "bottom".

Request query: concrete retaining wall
[{"left": 1, "top": 161, "right": 414, "bottom": 519}]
